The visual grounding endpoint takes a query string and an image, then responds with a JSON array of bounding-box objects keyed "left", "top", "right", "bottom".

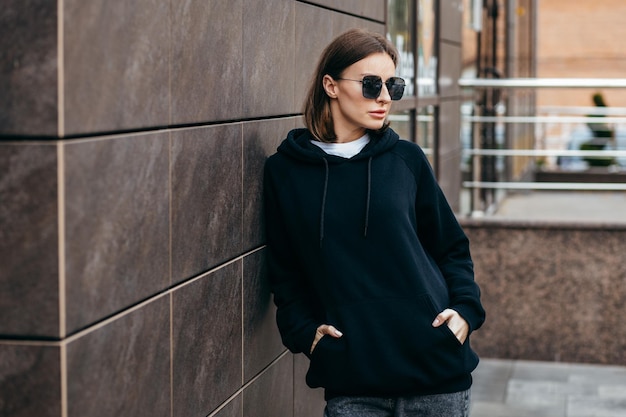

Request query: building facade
[
  {"left": 0, "top": 1, "right": 467, "bottom": 416},
  {"left": 537, "top": 0, "right": 626, "bottom": 108}
]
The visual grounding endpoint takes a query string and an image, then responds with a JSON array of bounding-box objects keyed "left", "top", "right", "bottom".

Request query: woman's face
[{"left": 323, "top": 52, "right": 397, "bottom": 143}]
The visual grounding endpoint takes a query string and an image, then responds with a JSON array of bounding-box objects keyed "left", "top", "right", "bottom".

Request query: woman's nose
[{"left": 377, "top": 83, "right": 392, "bottom": 103}]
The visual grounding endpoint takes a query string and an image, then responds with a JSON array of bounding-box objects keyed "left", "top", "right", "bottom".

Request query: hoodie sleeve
[
  {"left": 263, "top": 159, "right": 319, "bottom": 356},
  {"left": 413, "top": 150, "right": 486, "bottom": 333}
]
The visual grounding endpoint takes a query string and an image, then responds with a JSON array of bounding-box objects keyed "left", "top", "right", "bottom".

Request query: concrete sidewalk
[
  {"left": 471, "top": 358, "right": 626, "bottom": 417},
  {"left": 492, "top": 191, "right": 626, "bottom": 223}
]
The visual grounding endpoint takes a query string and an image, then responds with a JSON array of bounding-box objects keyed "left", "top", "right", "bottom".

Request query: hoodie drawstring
[
  {"left": 319, "top": 156, "right": 372, "bottom": 246},
  {"left": 319, "top": 158, "right": 329, "bottom": 247},
  {"left": 364, "top": 157, "right": 372, "bottom": 238}
]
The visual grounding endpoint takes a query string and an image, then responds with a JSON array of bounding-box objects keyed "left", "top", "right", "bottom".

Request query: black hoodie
[{"left": 264, "top": 127, "right": 485, "bottom": 398}]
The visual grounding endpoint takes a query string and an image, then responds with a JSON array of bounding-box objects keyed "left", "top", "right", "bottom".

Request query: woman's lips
[{"left": 369, "top": 110, "right": 387, "bottom": 119}]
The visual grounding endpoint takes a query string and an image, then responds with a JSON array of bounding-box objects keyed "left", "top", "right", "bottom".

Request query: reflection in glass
[
  {"left": 387, "top": 0, "right": 415, "bottom": 97},
  {"left": 389, "top": 110, "right": 412, "bottom": 141},
  {"left": 417, "top": 106, "right": 435, "bottom": 164}
]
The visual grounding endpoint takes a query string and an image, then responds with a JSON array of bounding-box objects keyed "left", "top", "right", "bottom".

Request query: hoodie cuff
[
  {"left": 451, "top": 303, "right": 485, "bottom": 334},
  {"left": 298, "top": 323, "right": 320, "bottom": 359}
]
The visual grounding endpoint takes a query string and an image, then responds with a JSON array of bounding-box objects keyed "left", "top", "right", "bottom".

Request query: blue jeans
[{"left": 324, "top": 390, "right": 471, "bottom": 417}]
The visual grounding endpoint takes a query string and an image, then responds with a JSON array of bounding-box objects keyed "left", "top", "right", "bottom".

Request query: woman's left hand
[{"left": 432, "top": 308, "right": 469, "bottom": 344}]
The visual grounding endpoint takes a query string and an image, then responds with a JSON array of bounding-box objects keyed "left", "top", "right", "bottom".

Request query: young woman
[{"left": 264, "top": 28, "right": 485, "bottom": 417}]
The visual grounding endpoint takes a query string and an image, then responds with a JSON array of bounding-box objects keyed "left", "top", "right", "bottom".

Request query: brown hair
[{"left": 303, "top": 28, "right": 400, "bottom": 142}]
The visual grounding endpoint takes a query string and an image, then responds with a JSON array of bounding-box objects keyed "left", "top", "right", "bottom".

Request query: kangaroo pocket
[{"left": 305, "top": 294, "right": 478, "bottom": 394}]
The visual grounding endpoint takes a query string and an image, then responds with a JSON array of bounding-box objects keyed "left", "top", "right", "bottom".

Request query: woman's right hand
[{"left": 310, "top": 324, "right": 343, "bottom": 354}]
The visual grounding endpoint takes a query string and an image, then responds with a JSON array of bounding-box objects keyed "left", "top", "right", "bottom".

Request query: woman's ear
[{"left": 322, "top": 75, "right": 338, "bottom": 99}]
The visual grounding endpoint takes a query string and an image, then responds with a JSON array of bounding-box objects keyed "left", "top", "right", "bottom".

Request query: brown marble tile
[
  {"left": 304, "top": 0, "right": 385, "bottom": 21},
  {"left": 332, "top": 14, "right": 385, "bottom": 40},
  {"left": 170, "top": 0, "right": 243, "bottom": 125},
  {"left": 0, "top": 0, "right": 58, "bottom": 136},
  {"left": 0, "top": 144, "right": 59, "bottom": 337},
  {"left": 172, "top": 261, "right": 243, "bottom": 417},
  {"left": 294, "top": 3, "right": 336, "bottom": 110},
  {"left": 243, "top": 353, "right": 293, "bottom": 417},
  {"left": 243, "top": 250, "right": 284, "bottom": 382},
  {"left": 294, "top": 354, "right": 326, "bottom": 417},
  {"left": 242, "top": 0, "right": 295, "bottom": 118},
  {"left": 63, "top": 0, "right": 169, "bottom": 135},
  {"left": 363, "top": 0, "right": 386, "bottom": 21},
  {"left": 242, "top": 118, "right": 296, "bottom": 250},
  {"left": 66, "top": 296, "right": 170, "bottom": 417},
  {"left": 64, "top": 133, "right": 170, "bottom": 333},
  {"left": 0, "top": 343, "right": 61, "bottom": 417},
  {"left": 171, "top": 124, "right": 243, "bottom": 283}
]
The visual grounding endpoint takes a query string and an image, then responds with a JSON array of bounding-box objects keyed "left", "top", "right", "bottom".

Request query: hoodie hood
[
  {"left": 277, "top": 128, "right": 400, "bottom": 164},
  {"left": 276, "top": 128, "right": 400, "bottom": 246}
]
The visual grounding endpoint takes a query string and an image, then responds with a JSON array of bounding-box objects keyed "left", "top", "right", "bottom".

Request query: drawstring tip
[{"left": 363, "top": 156, "right": 372, "bottom": 239}]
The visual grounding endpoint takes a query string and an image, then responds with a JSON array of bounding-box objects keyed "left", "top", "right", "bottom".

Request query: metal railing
[
  {"left": 459, "top": 78, "right": 626, "bottom": 89},
  {"left": 459, "top": 78, "right": 626, "bottom": 215}
]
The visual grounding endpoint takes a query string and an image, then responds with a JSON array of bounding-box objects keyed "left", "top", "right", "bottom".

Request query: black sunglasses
[{"left": 336, "top": 75, "right": 406, "bottom": 101}]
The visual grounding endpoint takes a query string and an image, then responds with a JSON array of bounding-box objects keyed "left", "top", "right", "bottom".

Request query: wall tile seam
[
  {"left": 0, "top": 140, "right": 62, "bottom": 146},
  {"left": 0, "top": 113, "right": 302, "bottom": 145},
  {"left": 295, "top": 0, "right": 385, "bottom": 24},
  {"left": 0, "top": 114, "right": 304, "bottom": 143},
  {"left": 241, "top": 128, "right": 245, "bottom": 387},
  {"left": 207, "top": 350, "right": 291, "bottom": 417},
  {"left": 57, "top": 143, "right": 66, "bottom": 340},
  {"left": 0, "top": 115, "right": 300, "bottom": 144},
  {"left": 169, "top": 288, "right": 174, "bottom": 417},
  {"left": 240, "top": 123, "right": 245, "bottom": 286},
  {"left": 168, "top": 130, "right": 173, "bottom": 288},
  {"left": 292, "top": 2, "right": 297, "bottom": 120},
  {"left": 0, "top": 323, "right": 290, "bottom": 417},
  {"left": 168, "top": 0, "right": 173, "bottom": 131},
  {"left": 0, "top": 245, "right": 267, "bottom": 346},
  {"left": 57, "top": 0, "right": 65, "bottom": 138},
  {"left": 60, "top": 343, "right": 67, "bottom": 417}
]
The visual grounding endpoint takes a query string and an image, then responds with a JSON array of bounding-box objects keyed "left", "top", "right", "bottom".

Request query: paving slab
[{"left": 471, "top": 359, "right": 626, "bottom": 417}]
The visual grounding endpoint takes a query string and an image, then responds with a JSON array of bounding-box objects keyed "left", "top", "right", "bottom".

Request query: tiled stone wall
[
  {"left": 462, "top": 219, "right": 626, "bottom": 366},
  {"left": 0, "top": 1, "right": 385, "bottom": 416}
]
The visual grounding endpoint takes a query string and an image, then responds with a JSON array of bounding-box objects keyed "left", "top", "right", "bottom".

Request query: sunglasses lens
[
  {"left": 360, "top": 76, "right": 406, "bottom": 100},
  {"left": 387, "top": 77, "right": 406, "bottom": 101},
  {"left": 361, "top": 76, "right": 383, "bottom": 99}
]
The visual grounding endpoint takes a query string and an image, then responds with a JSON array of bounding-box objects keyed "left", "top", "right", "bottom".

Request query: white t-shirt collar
[{"left": 310, "top": 133, "right": 370, "bottom": 159}]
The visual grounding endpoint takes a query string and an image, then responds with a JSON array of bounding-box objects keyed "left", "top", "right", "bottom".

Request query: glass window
[
  {"left": 387, "top": 0, "right": 415, "bottom": 97},
  {"left": 417, "top": 106, "right": 436, "bottom": 165},
  {"left": 418, "top": 0, "right": 437, "bottom": 96},
  {"left": 389, "top": 110, "right": 413, "bottom": 141}
]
